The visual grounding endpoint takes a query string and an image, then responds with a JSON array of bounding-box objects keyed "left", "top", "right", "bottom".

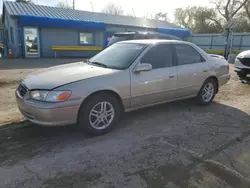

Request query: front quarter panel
[{"left": 56, "top": 69, "right": 131, "bottom": 109}]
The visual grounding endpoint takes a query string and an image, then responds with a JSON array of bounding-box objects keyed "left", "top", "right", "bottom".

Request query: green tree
[
  {"left": 174, "top": 0, "right": 250, "bottom": 33},
  {"left": 226, "top": 0, "right": 250, "bottom": 32},
  {"left": 212, "top": 0, "right": 248, "bottom": 21},
  {"left": 174, "top": 7, "right": 223, "bottom": 34}
]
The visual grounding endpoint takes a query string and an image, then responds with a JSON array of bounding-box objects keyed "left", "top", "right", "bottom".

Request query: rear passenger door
[{"left": 174, "top": 44, "right": 209, "bottom": 98}]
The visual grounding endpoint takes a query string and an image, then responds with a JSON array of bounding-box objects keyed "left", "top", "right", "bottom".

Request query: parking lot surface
[
  {"left": 0, "top": 63, "right": 250, "bottom": 188},
  {"left": 0, "top": 58, "right": 84, "bottom": 125}
]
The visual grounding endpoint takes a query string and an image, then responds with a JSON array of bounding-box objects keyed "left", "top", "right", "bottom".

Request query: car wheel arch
[
  {"left": 77, "top": 89, "right": 125, "bottom": 122},
  {"left": 205, "top": 76, "right": 219, "bottom": 93}
]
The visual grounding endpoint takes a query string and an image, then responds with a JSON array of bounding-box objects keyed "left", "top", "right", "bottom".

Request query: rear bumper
[
  {"left": 16, "top": 91, "right": 82, "bottom": 126},
  {"left": 218, "top": 74, "right": 230, "bottom": 87}
]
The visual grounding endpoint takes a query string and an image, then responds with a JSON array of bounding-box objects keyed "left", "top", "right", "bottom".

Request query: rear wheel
[
  {"left": 78, "top": 93, "right": 121, "bottom": 135},
  {"left": 196, "top": 79, "right": 217, "bottom": 105}
]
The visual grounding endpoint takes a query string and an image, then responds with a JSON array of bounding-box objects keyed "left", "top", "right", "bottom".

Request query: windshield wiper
[{"left": 89, "top": 61, "right": 108, "bottom": 68}]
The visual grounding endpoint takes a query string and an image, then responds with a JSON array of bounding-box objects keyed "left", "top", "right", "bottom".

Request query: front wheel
[
  {"left": 196, "top": 79, "right": 217, "bottom": 105},
  {"left": 78, "top": 93, "right": 121, "bottom": 135}
]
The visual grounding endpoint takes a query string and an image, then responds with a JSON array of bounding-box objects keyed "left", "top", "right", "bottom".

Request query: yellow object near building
[{"left": 52, "top": 46, "right": 102, "bottom": 51}]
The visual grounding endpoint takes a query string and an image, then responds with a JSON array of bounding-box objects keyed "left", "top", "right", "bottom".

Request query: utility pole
[
  {"left": 73, "top": 0, "right": 75, "bottom": 9},
  {"left": 132, "top": 8, "right": 136, "bottom": 17},
  {"left": 90, "top": 2, "right": 94, "bottom": 12},
  {"left": 224, "top": 0, "right": 236, "bottom": 59}
]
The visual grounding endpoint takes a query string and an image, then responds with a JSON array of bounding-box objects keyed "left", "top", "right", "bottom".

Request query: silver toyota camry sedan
[{"left": 16, "top": 40, "right": 230, "bottom": 135}]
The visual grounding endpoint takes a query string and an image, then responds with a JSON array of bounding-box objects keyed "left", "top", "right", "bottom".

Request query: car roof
[
  {"left": 113, "top": 31, "right": 181, "bottom": 40},
  {"left": 118, "top": 39, "right": 189, "bottom": 45},
  {"left": 114, "top": 31, "right": 159, "bottom": 35}
]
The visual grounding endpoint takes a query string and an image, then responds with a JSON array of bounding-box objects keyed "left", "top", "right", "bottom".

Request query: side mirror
[{"left": 135, "top": 63, "right": 152, "bottom": 72}]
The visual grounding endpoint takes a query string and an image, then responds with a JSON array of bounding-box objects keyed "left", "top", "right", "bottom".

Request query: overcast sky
[{"left": 0, "top": 0, "right": 213, "bottom": 21}]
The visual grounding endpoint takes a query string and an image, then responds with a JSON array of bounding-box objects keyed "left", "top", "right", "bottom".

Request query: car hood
[
  {"left": 237, "top": 50, "right": 250, "bottom": 58},
  {"left": 22, "top": 62, "right": 119, "bottom": 90}
]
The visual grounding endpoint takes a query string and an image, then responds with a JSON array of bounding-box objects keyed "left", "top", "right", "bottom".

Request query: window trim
[
  {"left": 78, "top": 31, "right": 94, "bottom": 46},
  {"left": 174, "top": 44, "right": 206, "bottom": 66},
  {"left": 139, "top": 43, "right": 175, "bottom": 70}
]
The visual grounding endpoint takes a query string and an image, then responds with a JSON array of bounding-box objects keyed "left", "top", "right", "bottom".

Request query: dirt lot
[
  {"left": 0, "top": 58, "right": 83, "bottom": 125},
  {"left": 0, "top": 62, "right": 250, "bottom": 188}
]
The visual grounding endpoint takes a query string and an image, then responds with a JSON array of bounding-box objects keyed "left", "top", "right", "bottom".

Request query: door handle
[{"left": 169, "top": 75, "right": 175, "bottom": 78}]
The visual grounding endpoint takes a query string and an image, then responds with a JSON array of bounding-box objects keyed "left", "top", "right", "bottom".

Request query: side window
[
  {"left": 79, "top": 32, "right": 93, "bottom": 45},
  {"left": 175, "top": 44, "right": 204, "bottom": 65},
  {"left": 141, "top": 44, "right": 173, "bottom": 69}
]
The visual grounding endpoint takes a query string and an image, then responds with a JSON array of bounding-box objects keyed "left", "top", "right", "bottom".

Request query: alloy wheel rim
[
  {"left": 89, "top": 101, "right": 115, "bottom": 130},
  {"left": 202, "top": 83, "right": 214, "bottom": 102}
]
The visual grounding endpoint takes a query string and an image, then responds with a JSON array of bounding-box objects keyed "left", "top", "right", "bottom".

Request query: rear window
[
  {"left": 134, "top": 35, "right": 153, "bottom": 39},
  {"left": 107, "top": 35, "right": 134, "bottom": 46}
]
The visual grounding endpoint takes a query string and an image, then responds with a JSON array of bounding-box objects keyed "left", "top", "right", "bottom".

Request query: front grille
[
  {"left": 238, "top": 57, "right": 250, "bottom": 67},
  {"left": 17, "top": 84, "right": 28, "bottom": 97}
]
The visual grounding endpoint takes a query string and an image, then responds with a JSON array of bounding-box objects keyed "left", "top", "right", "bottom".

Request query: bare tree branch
[
  {"left": 244, "top": 2, "right": 250, "bottom": 20},
  {"left": 225, "top": 0, "right": 231, "bottom": 20},
  {"left": 57, "top": 1, "right": 72, "bottom": 9},
  {"left": 212, "top": 0, "right": 247, "bottom": 21},
  {"left": 231, "top": 0, "right": 248, "bottom": 18},
  {"left": 101, "top": 3, "right": 124, "bottom": 15},
  {"left": 207, "top": 17, "right": 223, "bottom": 30}
]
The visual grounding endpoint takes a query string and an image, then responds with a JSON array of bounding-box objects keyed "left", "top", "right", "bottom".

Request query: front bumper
[
  {"left": 234, "top": 58, "right": 250, "bottom": 72},
  {"left": 234, "top": 67, "right": 250, "bottom": 74},
  {"left": 16, "top": 91, "right": 82, "bottom": 126}
]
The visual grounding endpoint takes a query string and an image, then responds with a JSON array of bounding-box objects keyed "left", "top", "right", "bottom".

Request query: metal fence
[{"left": 190, "top": 32, "right": 250, "bottom": 55}]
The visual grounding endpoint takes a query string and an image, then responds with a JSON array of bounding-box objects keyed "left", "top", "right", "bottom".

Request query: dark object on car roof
[{"left": 107, "top": 31, "right": 181, "bottom": 47}]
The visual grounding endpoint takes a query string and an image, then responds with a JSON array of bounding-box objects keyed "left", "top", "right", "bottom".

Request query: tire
[
  {"left": 196, "top": 78, "right": 217, "bottom": 105},
  {"left": 237, "top": 72, "right": 247, "bottom": 79},
  {"left": 78, "top": 93, "right": 121, "bottom": 136}
]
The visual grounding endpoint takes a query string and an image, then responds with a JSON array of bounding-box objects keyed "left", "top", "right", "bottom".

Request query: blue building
[{"left": 2, "top": 1, "right": 190, "bottom": 58}]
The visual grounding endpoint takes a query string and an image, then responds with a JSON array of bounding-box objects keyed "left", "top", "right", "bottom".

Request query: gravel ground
[
  {"left": 0, "top": 58, "right": 83, "bottom": 125},
  {"left": 0, "top": 63, "right": 250, "bottom": 188}
]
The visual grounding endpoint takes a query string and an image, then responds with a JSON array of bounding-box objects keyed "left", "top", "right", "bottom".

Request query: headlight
[
  {"left": 30, "top": 90, "right": 49, "bottom": 101},
  {"left": 30, "top": 90, "right": 71, "bottom": 102}
]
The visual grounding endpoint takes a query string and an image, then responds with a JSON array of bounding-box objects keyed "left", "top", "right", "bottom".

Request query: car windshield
[{"left": 89, "top": 43, "right": 147, "bottom": 70}]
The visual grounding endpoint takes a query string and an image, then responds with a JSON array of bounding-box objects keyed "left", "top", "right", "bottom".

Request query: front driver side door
[{"left": 130, "top": 43, "right": 178, "bottom": 109}]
